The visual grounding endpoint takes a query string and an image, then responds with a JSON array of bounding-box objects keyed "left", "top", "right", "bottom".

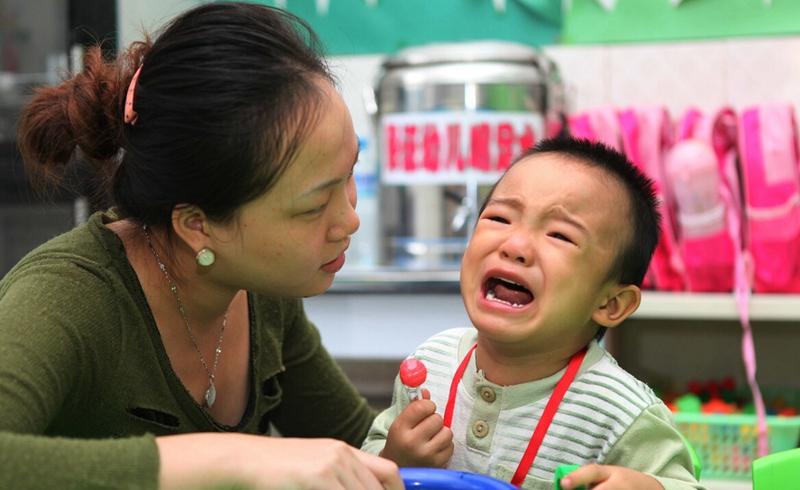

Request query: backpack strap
[{"left": 737, "top": 104, "right": 800, "bottom": 456}]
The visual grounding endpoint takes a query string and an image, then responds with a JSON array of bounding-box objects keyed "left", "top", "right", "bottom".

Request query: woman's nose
[{"left": 327, "top": 183, "right": 360, "bottom": 242}]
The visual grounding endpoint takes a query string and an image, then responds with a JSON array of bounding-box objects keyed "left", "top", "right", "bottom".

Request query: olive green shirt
[{"left": 0, "top": 211, "right": 374, "bottom": 489}]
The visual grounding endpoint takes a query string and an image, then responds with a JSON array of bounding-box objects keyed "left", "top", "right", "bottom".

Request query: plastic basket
[{"left": 674, "top": 413, "right": 800, "bottom": 480}]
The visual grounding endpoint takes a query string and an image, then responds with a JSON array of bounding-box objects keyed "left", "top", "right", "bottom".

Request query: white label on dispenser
[{"left": 380, "top": 112, "right": 545, "bottom": 185}]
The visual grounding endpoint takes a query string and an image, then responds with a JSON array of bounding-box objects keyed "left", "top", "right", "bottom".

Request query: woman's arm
[
  {"left": 0, "top": 261, "right": 161, "bottom": 489},
  {"left": 157, "top": 433, "right": 402, "bottom": 489}
]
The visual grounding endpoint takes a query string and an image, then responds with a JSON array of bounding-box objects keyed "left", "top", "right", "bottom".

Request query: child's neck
[{"left": 474, "top": 340, "right": 583, "bottom": 386}]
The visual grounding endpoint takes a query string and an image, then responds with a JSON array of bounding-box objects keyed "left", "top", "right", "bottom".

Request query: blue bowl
[{"left": 400, "top": 468, "right": 517, "bottom": 489}]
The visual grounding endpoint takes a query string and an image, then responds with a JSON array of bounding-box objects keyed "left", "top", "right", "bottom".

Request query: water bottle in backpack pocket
[{"left": 664, "top": 108, "right": 741, "bottom": 292}]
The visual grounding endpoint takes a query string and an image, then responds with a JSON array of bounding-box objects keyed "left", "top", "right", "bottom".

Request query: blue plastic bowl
[{"left": 400, "top": 468, "right": 517, "bottom": 489}]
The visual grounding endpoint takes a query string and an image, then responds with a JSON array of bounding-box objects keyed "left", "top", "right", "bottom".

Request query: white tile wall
[
  {"left": 724, "top": 36, "right": 800, "bottom": 112},
  {"left": 333, "top": 36, "right": 800, "bottom": 127},
  {"left": 542, "top": 36, "right": 800, "bottom": 117},
  {"left": 539, "top": 44, "right": 611, "bottom": 112}
]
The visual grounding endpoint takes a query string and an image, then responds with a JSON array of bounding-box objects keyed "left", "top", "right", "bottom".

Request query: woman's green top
[{"left": 0, "top": 211, "right": 374, "bottom": 489}]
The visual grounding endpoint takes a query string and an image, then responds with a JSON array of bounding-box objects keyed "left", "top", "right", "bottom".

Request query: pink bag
[
  {"left": 738, "top": 104, "right": 800, "bottom": 292},
  {"left": 617, "top": 107, "right": 685, "bottom": 291},
  {"left": 663, "top": 108, "right": 740, "bottom": 292},
  {"left": 568, "top": 107, "right": 623, "bottom": 151}
]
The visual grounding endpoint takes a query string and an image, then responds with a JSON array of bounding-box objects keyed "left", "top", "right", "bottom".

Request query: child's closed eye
[
  {"left": 548, "top": 231, "right": 574, "bottom": 244},
  {"left": 485, "top": 215, "right": 510, "bottom": 224}
]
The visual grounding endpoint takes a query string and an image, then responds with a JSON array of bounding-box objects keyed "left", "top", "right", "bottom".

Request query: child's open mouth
[{"left": 484, "top": 276, "right": 534, "bottom": 308}]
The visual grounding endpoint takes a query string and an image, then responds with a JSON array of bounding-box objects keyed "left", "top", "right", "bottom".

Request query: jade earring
[{"left": 195, "top": 248, "right": 216, "bottom": 267}]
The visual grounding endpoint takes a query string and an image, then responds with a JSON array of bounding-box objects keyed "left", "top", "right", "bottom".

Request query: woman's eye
[
  {"left": 303, "top": 204, "right": 327, "bottom": 215},
  {"left": 549, "top": 232, "right": 574, "bottom": 244}
]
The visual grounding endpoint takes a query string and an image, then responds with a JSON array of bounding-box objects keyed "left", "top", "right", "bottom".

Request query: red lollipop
[{"left": 400, "top": 358, "right": 427, "bottom": 400}]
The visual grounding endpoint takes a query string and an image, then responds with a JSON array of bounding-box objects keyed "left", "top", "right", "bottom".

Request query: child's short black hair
[{"left": 480, "top": 137, "right": 661, "bottom": 287}]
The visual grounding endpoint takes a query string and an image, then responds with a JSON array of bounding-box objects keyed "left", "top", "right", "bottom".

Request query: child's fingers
[
  {"left": 413, "top": 412, "right": 446, "bottom": 440},
  {"left": 396, "top": 399, "right": 437, "bottom": 428},
  {"left": 560, "top": 463, "right": 606, "bottom": 488},
  {"left": 420, "top": 388, "right": 431, "bottom": 400},
  {"left": 426, "top": 425, "right": 453, "bottom": 453}
]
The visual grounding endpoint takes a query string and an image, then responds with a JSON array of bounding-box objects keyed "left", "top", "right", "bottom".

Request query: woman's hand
[
  {"left": 379, "top": 389, "right": 453, "bottom": 468},
  {"left": 157, "top": 433, "right": 403, "bottom": 489},
  {"left": 560, "top": 464, "right": 664, "bottom": 490}
]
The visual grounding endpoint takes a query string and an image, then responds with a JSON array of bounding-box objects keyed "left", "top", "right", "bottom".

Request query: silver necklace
[{"left": 142, "top": 225, "right": 227, "bottom": 408}]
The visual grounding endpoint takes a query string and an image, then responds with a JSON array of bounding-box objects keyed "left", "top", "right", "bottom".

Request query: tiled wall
[
  {"left": 332, "top": 35, "right": 800, "bottom": 168},
  {"left": 544, "top": 36, "right": 800, "bottom": 117}
]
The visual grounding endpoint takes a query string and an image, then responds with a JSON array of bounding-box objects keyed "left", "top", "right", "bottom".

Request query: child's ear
[{"left": 592, "top": 284, "right": 641, "bottom": 328}]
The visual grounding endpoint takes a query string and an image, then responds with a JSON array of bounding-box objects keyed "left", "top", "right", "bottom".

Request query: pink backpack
[
  {"left": 663, "top": 108, "right": 740, "bottom": 292},
  {"left": 568, "top": 107, "right": 623, "bottom": 151},
  {"left": 738, "top": 104, "right": 800, "bottom": 293},
  {"left": 617, "top": 107, "right": 686, "bottom": 291}
]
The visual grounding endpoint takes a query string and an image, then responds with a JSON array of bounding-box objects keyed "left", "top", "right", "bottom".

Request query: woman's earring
[{"left": 196, "top": 248, "right": 216, "bottom": 267}]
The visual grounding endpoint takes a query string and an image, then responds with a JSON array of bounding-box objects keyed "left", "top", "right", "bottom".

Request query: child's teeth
[{"left": 485, "top": 290, "right": 525, "bottom": 308}]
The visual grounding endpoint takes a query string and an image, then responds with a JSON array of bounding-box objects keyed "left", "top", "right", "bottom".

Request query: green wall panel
[
  {"left": 247, "top": 0, "right": 561, "bottom": 55},
  {"left": 564, "top": 0, "right": 800, "bottom": 45}
]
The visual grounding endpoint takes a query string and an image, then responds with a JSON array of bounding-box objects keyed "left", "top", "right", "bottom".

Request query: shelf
[
  {"left": 332, "top": 269, "right": 800, "bottom": 321},
  {"left": 703, "top": 480, "right": 751, "bottom": 490},
  {"left": 636, "top": 292, "right": 800, "bottom": 322}
]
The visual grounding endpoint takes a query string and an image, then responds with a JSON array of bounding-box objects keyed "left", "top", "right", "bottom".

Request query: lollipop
[{"left": 399, "top": 357, "right": 427, "bottom": 401}]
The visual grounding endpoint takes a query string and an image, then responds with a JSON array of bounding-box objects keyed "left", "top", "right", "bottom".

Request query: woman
[{"left": 1, "top": 3, "right": 401, "bottom": 489}]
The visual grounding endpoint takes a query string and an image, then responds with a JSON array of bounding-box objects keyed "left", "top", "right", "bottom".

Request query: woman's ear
[
  {"left": 171, "top": 205, "right": 210, "bottom": 253},
  {"left": 592, "top": 284, "right": 641, "bottom": 329}
]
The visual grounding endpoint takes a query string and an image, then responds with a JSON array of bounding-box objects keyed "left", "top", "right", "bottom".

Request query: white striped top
[{"left": 363, "top": 327, "right": 703, "bottom": 490}]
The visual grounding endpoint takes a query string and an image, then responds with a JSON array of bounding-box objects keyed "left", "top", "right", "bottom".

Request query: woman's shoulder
[
  {"left": 2, "top": 210, "right": 123, "bottom": 282},
  {"left": 0, "top": 212, "right": 135, "bottom": 356}
]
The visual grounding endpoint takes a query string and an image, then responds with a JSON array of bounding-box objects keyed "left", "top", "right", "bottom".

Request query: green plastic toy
[
  {"left": 752, "top": 447, "right": 800, "bottom": 490},
  {"left": 553, "top": 464, "right": 585, "bottom": 490},
  {"left": 675, "top": 393, "right": 702, "bottom": 413}
]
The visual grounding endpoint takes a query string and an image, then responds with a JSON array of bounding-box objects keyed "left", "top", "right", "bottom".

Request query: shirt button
[
  {"left": 479, "top": 386, "right": 496, "bottom": 403},
  {"left": 472, "top": 420, "right": 490, "bottom": 438}
]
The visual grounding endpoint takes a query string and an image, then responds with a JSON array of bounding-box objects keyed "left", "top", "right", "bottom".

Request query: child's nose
[{"left": 499, "top": 232, "right": 534, "bottom": 265}]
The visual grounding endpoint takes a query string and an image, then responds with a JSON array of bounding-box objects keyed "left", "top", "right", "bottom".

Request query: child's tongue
[{"left": 492, "top": 282, "right": 533, "bottom": 305}]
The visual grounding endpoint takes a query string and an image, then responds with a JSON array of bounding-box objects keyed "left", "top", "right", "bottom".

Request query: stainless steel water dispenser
[{"left": 371, "top": 41, "right": 563, "bottom": 269}]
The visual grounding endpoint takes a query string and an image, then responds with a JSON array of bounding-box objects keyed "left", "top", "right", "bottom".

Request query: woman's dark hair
[{"left": 17, "top": 2, "right": 333, "bottom": 226}]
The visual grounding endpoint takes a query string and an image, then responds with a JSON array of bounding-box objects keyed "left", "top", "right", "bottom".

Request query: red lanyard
[{"left": 442, "top": 344, "right": 587, "bottom": 487}]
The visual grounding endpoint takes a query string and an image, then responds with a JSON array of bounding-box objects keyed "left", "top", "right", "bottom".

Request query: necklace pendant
[{"left": 204, "top": 382, "right": 217, "bottom": 408}]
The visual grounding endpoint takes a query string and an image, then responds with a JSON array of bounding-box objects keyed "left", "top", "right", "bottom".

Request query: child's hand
[
  {"left": 560, "top": 464, "right": 664, "bottom": 490},
  {"left": 380, "top": 389, "right": 454, "bottom": 468}
]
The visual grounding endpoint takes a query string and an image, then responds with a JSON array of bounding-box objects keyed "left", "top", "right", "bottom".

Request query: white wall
[
  {"left": 116, "top": 0, "right": 202, "bottom": 48},
  {"left": 546, "top": 36, "right": 800, "bottom": 117},
  {"left": 330, "top": 36, "right": 800, "bottom": 127}
]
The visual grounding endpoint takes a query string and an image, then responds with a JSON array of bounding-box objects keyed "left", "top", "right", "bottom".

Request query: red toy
[{"left": 400, "top": 358, "right": 427, "bottom": 401}]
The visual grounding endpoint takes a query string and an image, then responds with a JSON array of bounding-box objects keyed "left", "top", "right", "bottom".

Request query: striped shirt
[{"left": 362, "top": 328, "right": 703, "bottom": 490}]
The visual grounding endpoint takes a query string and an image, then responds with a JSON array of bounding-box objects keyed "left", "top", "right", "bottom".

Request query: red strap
[
  {"left": 442, "top": 343, "right": 587, "bottom": 487},
  {"left": 510, "top": 348, "right": 587, "bottom": 486},
  {"left": 443, "top": 343, "right": 477, "bottom": 428}
]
